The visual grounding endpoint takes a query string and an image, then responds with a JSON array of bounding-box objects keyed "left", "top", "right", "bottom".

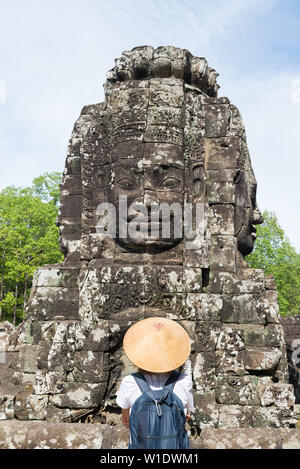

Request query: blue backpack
[{"left": 128, "top": 371, "right": 190, "bottom": 449}]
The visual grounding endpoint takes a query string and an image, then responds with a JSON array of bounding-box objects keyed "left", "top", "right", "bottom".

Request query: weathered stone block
[
  {"left": 29, "top": 287, "right": 79, "bottom": 321},
  {"left": 83, "top": 322, "right": 110, "bottom": 352},
  {"left": 258, "top": 380, "right": 295, "bottom": 408},
  {"left": 207, "top": 181, "right": 235, "bottom": 204},
  {"left": 0, "top": 421, "right": 28, "bottom": 448},
  {"left": 0, "top": 387, "right": 15, "bottom": 419},
  {"left": 35, "top": 267, "right": 80, "bottom": 288},
  {"left": 149, "top": 83, "right": 184, "bottom": 108},
  {"left": 203, "top": 105, "right": 231, "bottom": 137},
  {"left": 49, "top": 383, "right": 107, "bottom": 409},
  {"left": 221, "top": 269, "right": 264, "bottom": 295},
  {"left": 184, "top": 240, "right": 210, "bottom": 269},
  {"left": 46, "top": 405, "right": 72, "bottom": 423},
  {"left": 210, "top": 236, "right": 237, "bottom": 272},
  {"left": 73, "top": 351, "right": 110, "bottom": 383},
  {"left": 192, "top": 392, "right": 218, "bottom": 429},
  {"left": 209, "top": 205, "right": 234, "bottom": 235},
  {"left": 265, "top": 274, "right": 277, "bottom": 290},
  {"left": 216, "top": 349, "right": 245, "bottom": 376},
  {"left": 204, "top": 137, "right": 240, "bottom": 170},
  {"left": 192, "top": 352, "right": 218, "bottom": 393},
  {"left": 18, "top": 345, "right": 38, "bottom": 374},
  {"left": 185, "top": 294, "right": 223, "bottom": 321},
  {"left": 147, "top": 106, "right": 184, "bottom": 128},
  {"left": 218, "top": 405, "right": 254, "bottom": 428},
  {"left": 265, "top": 290, "right": 280, "bottom": 324},
  {"left": 279, "top": 429, "right": 300, "bottom": 449},
  {"left": 183, "top": 268, "right": 202, "bottom": 293},
  {"left": 12, "top": 371, "right": 36, "bottom": 386},
  {"left": 216, "top": 325, "right": 245, "bottom": 351},
  {"left": 243, "top": 347, "right": 282, "bottom": 371},
  {"left": 195, "top": 428, "right": 282, "bottom": 449},
  {"left": 194, "top": 321, "right": 221, "bottom": 352},
  {"left": 152, "top": 266, "right": 184, "bottom": 293},
  {"left": 205, "top": 271, "right": 222, "bottom": 294},
  {"left": 243, "top": 324, "right": 265, "bottom": 346},
  {"left": 221, "top": 294, "right": 267, "bottom": 324},
  {"left": 264, "top": 324, "right": 283, "bottom": 347},
  {"left": 34, "top": 370, "right": 66, "bottom": 395},
  {"left": 14, "top": 383, "right": 47, "bottom": 420},
  {"left": 216, "top": 375, "right": 260, "bottom": 406},
  {"left": 253, "top": 405, "right": 296, "bottom": 428},
  {"left": 0, "top": 421, "right": 112, "bottom": 449}
]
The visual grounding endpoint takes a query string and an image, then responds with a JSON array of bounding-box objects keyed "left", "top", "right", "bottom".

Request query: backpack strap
[
  {"left": 131, "top": 372, "right": 170, "bottom": 417},
  {"left": 132, "top": 371, "right": 181, "bottom": 393},
  {"left": 164, "top": 371, "right": 181, "bottom": 392},
  {"left": 131, "top": 372, "right": 151, "bottom": 394}
]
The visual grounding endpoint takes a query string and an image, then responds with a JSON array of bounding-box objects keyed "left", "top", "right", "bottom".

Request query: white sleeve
[
  {"left": 186, "top": 376, "right": 194, "bottom": 412},
  {"left": 174, "top": 373, "right": 194, "bottom": 412},
  {"left": 116, "top": 376, "right": 131, "bottom": 409}
]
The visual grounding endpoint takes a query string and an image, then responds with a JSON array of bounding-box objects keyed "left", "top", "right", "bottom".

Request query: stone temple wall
[
  {"left": 0, "top": 46, "right": 296, "bottom": 445},
  {"left": 280, "top": 315, "right": 300, "bottom": 403}
]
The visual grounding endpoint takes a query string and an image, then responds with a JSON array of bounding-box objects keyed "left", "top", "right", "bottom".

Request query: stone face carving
[{"left": 0, "top": 46, "right": 295, "bottom": 434}]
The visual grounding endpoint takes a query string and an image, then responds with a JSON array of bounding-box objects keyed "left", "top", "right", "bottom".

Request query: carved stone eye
[
  {"left": 116, "top": 178, "right": 137, "bottom": 189},
  {"left": 161, "top": 177, "right": 181, "bottom": 188}
]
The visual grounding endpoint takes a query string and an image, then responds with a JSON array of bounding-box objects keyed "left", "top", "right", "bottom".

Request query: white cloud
[
  {"left": 0, "top": 80, "right": 6, "bottom": 103},
  {"left": 291, "top": 78, "right": 300, "bottom": 104}
]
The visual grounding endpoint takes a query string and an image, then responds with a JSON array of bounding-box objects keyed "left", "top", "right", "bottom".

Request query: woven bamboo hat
[{"left": 123, "top": 317, "right": 191, "bottom": 373}]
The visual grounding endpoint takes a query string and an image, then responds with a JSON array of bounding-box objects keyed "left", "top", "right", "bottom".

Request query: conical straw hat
[{"left": 123, "top": 317, "right": 191, "bottom": 373}]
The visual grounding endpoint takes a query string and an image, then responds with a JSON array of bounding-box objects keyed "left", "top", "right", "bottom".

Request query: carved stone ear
[{"left": 192, "top": 163, "right": 205, "bottom": 196}]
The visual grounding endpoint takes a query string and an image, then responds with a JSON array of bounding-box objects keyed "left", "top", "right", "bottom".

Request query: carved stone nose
[
  {"left": 253, "top": 206, "right": 263, "bottom": 225},
  {"left": 144, "top": 192, "right": 159, "bottom": 208},
  {"left": 143, "top": 179, "right": 153, "bottom": 191}
]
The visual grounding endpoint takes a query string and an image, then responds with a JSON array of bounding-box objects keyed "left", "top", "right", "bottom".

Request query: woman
[{"left": 116, "top": 317, "right": 194, "bottom": 449}]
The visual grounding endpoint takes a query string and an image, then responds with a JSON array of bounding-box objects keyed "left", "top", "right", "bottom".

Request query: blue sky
[{"left": 0, "top": 0, "right": 299, "bottom": 250}]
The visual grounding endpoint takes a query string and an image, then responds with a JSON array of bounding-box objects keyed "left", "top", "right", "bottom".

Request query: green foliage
[
  {"left": 246, "top": 210, "right": 300, "bottom": 316},
  {"left": 32, "top": 171, "right": 62, "bottom": 207},
  {"left": 0, "top": 173, "right": 63, "bottom": 325}
]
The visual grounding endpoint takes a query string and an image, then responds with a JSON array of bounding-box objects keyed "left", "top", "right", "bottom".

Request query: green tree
[
  {"left": 0, "top": 173, "right": 63, "bottom": 325},
  {"left": 246, "top": 210, "right": 300, "bottom": 316},
  {"left": 32, "top": 171, "right": 62, "bottom": 206}
]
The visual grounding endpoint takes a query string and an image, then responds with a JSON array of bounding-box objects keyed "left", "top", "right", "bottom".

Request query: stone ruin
[
  {"left": 0, "top": 46, "right": 298, "bottom": 448},
  {"left": 280, "top": 315, "right": 300, "bottom": 404}
]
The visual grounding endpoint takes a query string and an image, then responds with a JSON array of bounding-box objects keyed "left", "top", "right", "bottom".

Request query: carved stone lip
[
  {"left": 250, "top": 225, "right": 256, "bottom": 239},
  {"left": 250, "top": 224, "right": 257, "bottom": 239}
]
